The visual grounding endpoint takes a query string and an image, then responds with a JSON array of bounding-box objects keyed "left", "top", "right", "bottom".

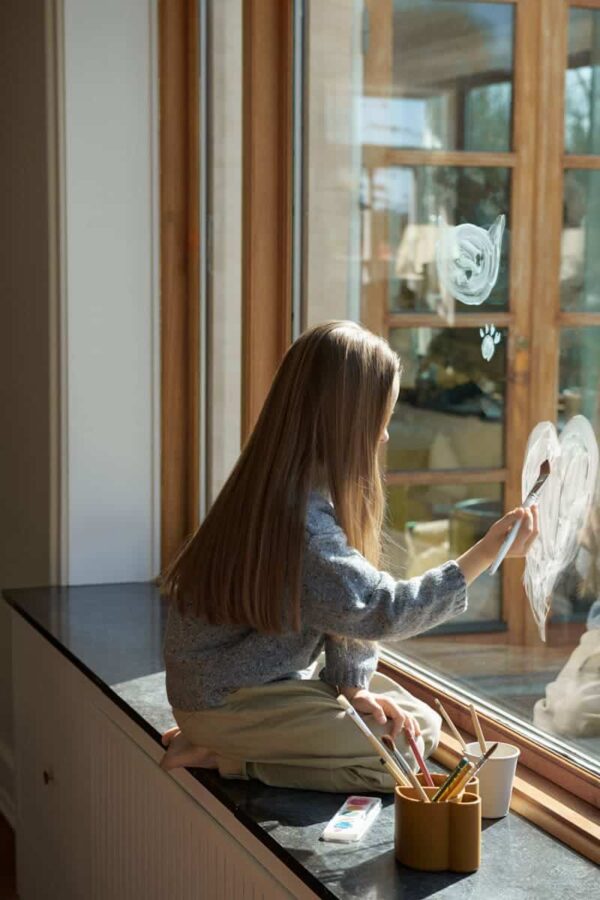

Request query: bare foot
[
  {"left": 161, "top": 726, "right": 180, "bottom": 747},
  {"left": 159, "top": 731, "right": 219, "bottom": 772}
]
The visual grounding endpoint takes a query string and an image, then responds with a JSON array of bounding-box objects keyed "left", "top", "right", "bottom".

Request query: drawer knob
[{"left": 42, "top": 769, "right": 54, "bottom": 785}]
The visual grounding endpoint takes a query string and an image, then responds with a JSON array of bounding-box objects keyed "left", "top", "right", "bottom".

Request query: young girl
[{"left": 160, "top": 321, "right": 538, "bottom": 792}]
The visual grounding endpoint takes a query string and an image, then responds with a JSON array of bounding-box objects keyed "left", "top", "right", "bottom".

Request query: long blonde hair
[{"left": 161, "top": 321, "right": 401, "bottom": 632}]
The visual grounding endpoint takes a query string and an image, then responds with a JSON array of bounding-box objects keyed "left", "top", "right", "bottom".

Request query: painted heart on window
[{"left": 522, "top": 416, "right": 598, "bottom": 640}]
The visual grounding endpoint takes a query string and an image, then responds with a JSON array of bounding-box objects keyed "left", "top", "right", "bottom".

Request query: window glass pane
[
  {"left": 381, "top": 166, "right": 510, "bottom": 314},
  {"left": 384, "top": 483, "right": 503, "bottom": 624},
  {"left": 565, "top": 8, "right": 600, "bottom": 155},
  {"left": 388, "top": 1, "right": 514, "bottom": 152},
  {"left": 559, "top": 327, "right": 600, "bottom": 437},
  {"left": 305, "top": 0, "right": 600, "bottom": 774},
  {"left": 388, "top": 327, "right": 505, "bottom": 470},
  {"left": 561, "top": 170, "right": 600, "bottom": 312}
]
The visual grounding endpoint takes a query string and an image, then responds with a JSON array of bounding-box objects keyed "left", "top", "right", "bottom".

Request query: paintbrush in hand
[{"left": 489, "top": 459, "right": 550, "bottom": 574}]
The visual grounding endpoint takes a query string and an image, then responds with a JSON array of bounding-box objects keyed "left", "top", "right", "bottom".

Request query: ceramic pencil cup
[
  {"left": 465, "top": 741, "right": 519, "bottom": 818},
  {"left": 417, "top": 771, "right": 480, "bottom": 797},
  {"left": 394, "top": 785, "right": 481, "bottom": 873}
]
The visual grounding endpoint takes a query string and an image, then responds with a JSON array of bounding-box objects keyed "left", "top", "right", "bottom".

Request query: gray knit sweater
[{"left": 163, "top": 490, "right": 468, "bottom": 710}]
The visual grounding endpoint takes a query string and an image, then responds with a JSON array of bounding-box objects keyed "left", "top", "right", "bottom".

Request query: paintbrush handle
[
  {"left": 488, "top": 518, "right": 521, "bottom": 575},
  {"left": 488, "top": 491, "right": 538, "bottom": 575},
  {"left": 469, "top": 703, "right": 487, "bottom": 754},
  {"left": 435, "top": 699, "right": 468, "bottom": 753},
  {"left": 404, "top": 728, "right": 434, "bottom": 787},
  {"left": 337, "top": 696, "right": 410, "bottom": 787},
  {"left": 443, "top": 763, "right": 476, "bottom": 802},
  {"left": 382, "top": 736, "right": 431, "bottom": 802},
  {"left": 394, "top": 753, "right": 430, "bottom": 803}
]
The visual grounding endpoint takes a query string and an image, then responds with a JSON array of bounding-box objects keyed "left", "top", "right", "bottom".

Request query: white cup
[{"left": 465, "top": 741, "right": 520, "bottom": 818}]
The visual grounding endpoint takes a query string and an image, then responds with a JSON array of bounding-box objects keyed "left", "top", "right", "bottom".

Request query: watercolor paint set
[{"left": 321, "top": 796, "right": 382, "bottom": 843}]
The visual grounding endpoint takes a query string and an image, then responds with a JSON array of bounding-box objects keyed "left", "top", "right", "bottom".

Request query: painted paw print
[{"left": 480, "top": 324, "right": 502, "bottom": 361}]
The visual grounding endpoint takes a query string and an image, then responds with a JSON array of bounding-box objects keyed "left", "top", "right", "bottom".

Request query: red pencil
[{"left": 404, "top": 725, "right": 434, "bottom": 787}]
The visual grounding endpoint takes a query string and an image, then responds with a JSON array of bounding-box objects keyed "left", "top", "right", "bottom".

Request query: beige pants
[{"left": 173, "top": 672, "right": 441, "bottom": 793}]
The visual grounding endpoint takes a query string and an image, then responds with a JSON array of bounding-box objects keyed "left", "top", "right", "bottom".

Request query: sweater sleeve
[
  {"left": 319, "top": 636, "right": 379, "bottom": 691},
  {"left": 301, "top": 525, "right": 468, "bottom": 641}
]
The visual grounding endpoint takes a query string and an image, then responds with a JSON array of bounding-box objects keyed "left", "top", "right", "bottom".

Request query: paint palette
[{"left": 321, "top": 796, "right": 382, "bottom": 843}]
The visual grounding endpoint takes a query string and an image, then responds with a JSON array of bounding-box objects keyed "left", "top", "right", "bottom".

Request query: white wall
[
  {"left": 62, "top": 0, "right": 160, "bottom": 583},
  {"left": 0, "top": 0, "right": 159, "bottom": 825}
]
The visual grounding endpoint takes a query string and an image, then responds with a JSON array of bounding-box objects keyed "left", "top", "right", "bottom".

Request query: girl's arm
[
  {"left": 320, "top": 636, "right": 378, "bottom": 693},
  {"left": 302, "top": 506, "right": 538, "bottom": 642},
  {"left": 456, "top": 505, "right": 538, "bottom": 583}
]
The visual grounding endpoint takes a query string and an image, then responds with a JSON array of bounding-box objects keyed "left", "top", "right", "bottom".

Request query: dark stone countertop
[{"left": 4, "top": 583, "right": 598, "bottom": 899}]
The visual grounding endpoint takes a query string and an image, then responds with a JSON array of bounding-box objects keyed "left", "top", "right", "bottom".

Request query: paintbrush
[
  {"left": 434, "top": 698, "right": 468, "bottom": 753},
  {"left": 336, "top": 695, "right": 410, "bottom": 787},
  {"left": 402, "top": 725, "right": 434, "bottom": 787},
  {"left": 431, "top": 757, "right": 471, "bottom": 802},
  {"left": 381, "top": 735, "right": 430, "bottom": 802},
  {"left": 445, "top": 742, "right": 499, "bottom": 801},
  {"left": 489, "top": 459, "right": 550, "bottom": 575},
  {"left": 469, "top": 703, "right": 487, "bottom": 754}
]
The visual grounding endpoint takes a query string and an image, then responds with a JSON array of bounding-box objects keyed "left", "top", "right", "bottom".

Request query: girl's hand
[
  {"left": 484, "top": 505, "right": 539, "bottom": 560},
  {"left": 340, "top": 687, "right": 421, "bottom": 741},
  {"left": 457, "top": 505, "right": 539, "bottom": 585}
]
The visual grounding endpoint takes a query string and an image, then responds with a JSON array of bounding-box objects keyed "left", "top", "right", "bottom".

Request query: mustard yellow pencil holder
[{"left": 394, "top": 783, "right": 481, "bottom": 873}]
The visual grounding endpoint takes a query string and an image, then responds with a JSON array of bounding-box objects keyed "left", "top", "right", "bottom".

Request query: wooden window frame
[
  {"left": 159, "top": 0, "right": 293, "bottom": 565},
  {"left": 241, "top": 0, "right": 294, "bottom": 441},
  {"left": 159, "top": 0, "right": 599, "bottom": 863},
  {"left": 159, "top": 0, "right": 200, "bottom": 567}
]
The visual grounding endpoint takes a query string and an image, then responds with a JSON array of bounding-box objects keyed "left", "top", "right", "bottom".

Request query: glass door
[
  {"left": 302, "top": 0, "right": 600, "bottom": 771},
  {"left": 305, "top": 0, "right": 534, "bottom": 636}
]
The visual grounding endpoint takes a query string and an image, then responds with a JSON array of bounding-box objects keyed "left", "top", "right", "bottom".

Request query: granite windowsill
[{"left": 4, "top": 582, "right": 597, "bottom": 900}]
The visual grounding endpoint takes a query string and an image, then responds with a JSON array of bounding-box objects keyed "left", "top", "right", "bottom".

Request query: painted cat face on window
[{"left": 436, "top": 214, "right": 505, "bottom": 306}]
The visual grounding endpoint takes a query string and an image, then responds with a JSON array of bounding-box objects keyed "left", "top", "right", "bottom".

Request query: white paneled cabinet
[{"left": 11, "top": 614, "right": 315, "bottom": 900}]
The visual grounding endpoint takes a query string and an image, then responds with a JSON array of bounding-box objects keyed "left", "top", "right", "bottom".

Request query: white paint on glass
[
  {"left": 522, "top": 416, "right": 599, "bottom": 640},
  {"left": 436, "top": 214, "right": 505, "bottom": 306},
  {"left": 480, "top": 324, "right": 502, "bottom": 361}
]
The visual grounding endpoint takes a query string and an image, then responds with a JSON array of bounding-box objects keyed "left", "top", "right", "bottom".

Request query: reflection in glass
[
  {"left": 364, "top": 167, "right": 510, "bottom": 314},
  {"left": 559, "top": 327, "right": 600, "bottom": 438},
  {"left": 387, "top": 327, "right": 505, "bottom": 471},
  {"left": 561, "top": 170, "right": 600, "bottom": 312},
  {"left": 384, "top": 482, "right": 502, "bottom": 624},
  {"left": 305, "top": 0, "right": 600, "bottom": 777},
  {"left": 387, "top": 1, "right": 514, "bottom": 152},
  {"left": 565, "top": 8, "right": 600, "bottom": 155}
]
